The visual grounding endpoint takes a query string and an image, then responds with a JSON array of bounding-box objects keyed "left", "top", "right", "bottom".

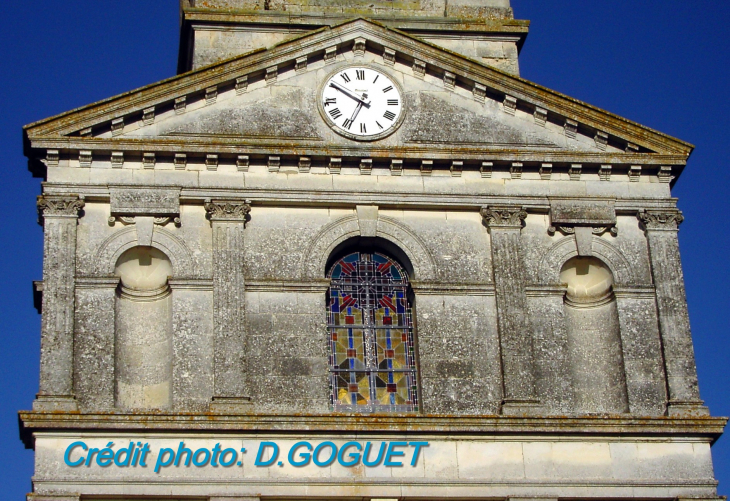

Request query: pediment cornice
[{"left": 24, "top": 18, "right": 693, "bottom": 160}]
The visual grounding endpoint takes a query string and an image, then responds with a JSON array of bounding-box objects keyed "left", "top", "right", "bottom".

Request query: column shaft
[
  {"left": 35, "top": 195, "right": 84, "bottom": 411},
  {"left": 206, "top": 201, "right": 251, "bottom": 410},
  {"left": 481, "top": 206, "right": 539, "bottom": 414},
  {"left": 639, "top": 210, "right": 707, "bottom": 415}
]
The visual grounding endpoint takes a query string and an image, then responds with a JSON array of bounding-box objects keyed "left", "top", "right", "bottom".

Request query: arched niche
[
  {"left": 538, "top": 235, "right": 635, "bottom": 286},
  {"left": 114, "top": 246, "right": 174, "bottom": 410},
  {"left": 95, "top": 226, "right": 196, "bottom": 277},
  {"left": 560, "top": 256, "right": 629, "bottom": 415}
]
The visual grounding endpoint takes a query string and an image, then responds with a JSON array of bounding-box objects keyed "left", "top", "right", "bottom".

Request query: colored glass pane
[{"left": 327, "top": 252, "right": 418, "bottom": 412}]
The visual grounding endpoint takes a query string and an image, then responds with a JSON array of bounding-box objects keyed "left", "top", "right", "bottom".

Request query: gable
[
  {"left": 115, "top": 57, "right": 600, "bottom": 154},
  {"left": 24, "top": 18, "right": 693, "bottom": 177}
]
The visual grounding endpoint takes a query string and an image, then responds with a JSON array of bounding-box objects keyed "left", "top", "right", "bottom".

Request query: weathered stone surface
[
  {"left": 550, "top": 199, "right": 616, "bottom": 226},
  {"left": 206, "top": 201, "right": 252, "bottom": 407},
  {"left": 34, "top": 195, "right": 84, "bottom": 411},
  {"left": 164, "top": 89, "right": 322, "bottom": 139},
  {"left": 528, "top": 292, "right": 574, "bottom": 414},
  {"left": 639, "top": 210, "right": 708, "bottom": 416},
  {"left": 615, "top": 294, "right": 668, "bottom": 416},
  {"left": 74, "top": 285, "right": 116, "bottom": 411},
  {"left": 19, "top": 4, "right": 722, "bottom": 500},
  {"left": 403, "top": 93, "right": 556, "bottom": 147},
  {"left": 416, "top": 294, "right": 502, "bottom": 414},
  {"left": 171, "top": 287, "right": 214, "bottom": 411},
  {"left": 109, "top": 187, "right": 180, "bottom": 215},
  {"left": 481, "top": 205, "right": 539, "bottom": 414}
]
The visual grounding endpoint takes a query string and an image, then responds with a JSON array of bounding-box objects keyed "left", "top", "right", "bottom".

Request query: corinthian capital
[
  {"left": 480, "top": 205, "right": 527, "bottom": 229},
  {"left": 37, "top": 195, "right": 84, "bottom": 224},
  {"left": 205, "top": 200, "right": 251, "bottom": 222},
  {"left": 639, "top": 209, "right": 684, "bottom": 231}
]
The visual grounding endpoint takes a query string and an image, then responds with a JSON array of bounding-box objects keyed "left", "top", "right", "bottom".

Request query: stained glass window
[{"left": 327, "top": 252, "right": 418, "bottom": 412}]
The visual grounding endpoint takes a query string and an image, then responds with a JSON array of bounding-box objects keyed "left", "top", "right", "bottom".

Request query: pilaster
[
  {"left": 34, "top": 195, "right": 84, "bottom": 411},
  {"left": 639, "top": 209, "right": 709, "bottom": 416},
  {"left": 481, "top": 206, "right": 540, "bottom": 415},
  {"left": 205, "top": 200, "right": 253, "bottom": 412}
]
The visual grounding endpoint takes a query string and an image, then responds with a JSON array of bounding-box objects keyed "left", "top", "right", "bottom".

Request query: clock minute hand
[{"left": 329, "top": 81, "right": 371, "bottom": 106}]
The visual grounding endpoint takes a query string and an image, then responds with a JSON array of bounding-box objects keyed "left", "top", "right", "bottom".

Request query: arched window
[{"left": 327, "top": 251, "right": 418, "bottom": 412}]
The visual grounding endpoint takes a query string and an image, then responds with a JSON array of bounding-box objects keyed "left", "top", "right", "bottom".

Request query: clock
[{"left": 319, "top": 65, "right": 405, "bottom": 141}]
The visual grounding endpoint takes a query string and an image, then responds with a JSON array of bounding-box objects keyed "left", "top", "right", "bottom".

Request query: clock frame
[{"left": 317, "top": 64, "right": 406, "bottom": 142}]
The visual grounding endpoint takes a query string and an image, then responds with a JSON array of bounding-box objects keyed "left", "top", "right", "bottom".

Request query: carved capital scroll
[
  {"left": 205, "top": 200, "right": 251, "bottom": 223},
  {"left": 639, "top": 209, "right": 684, "bottom": 231},
  {"left": 480, "top": 205, "right": 527, "bottom": 230},
  {"left": 37, "top": 195, "right": 84, "bottom": 224}
]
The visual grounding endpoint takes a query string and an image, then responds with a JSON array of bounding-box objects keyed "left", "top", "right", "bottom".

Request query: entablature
[{"left": 38, "top": 182, "right": 682, "bottom": 214}]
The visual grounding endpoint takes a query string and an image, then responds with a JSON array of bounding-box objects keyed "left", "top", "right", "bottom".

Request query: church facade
[{"left": 20, "top": 1, "right": 726, "bottom": 500}]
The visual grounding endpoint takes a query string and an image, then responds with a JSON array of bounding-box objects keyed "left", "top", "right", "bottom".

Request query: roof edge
[{"left": 24, "top": 18, "right": 693, "bottom": 157}]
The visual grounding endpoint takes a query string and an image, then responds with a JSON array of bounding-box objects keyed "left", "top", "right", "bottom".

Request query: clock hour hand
[
  {"left": 329, "top": 81, "right": 371, "bottom": 106},
  {"left": 350, "top": 101, "right": 364, "bottom": 122}
]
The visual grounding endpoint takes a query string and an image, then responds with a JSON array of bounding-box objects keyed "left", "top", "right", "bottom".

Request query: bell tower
[
  {"left": 20, "top": 2, "right": 725, "bottom": 500},
  {"left": 178, "top": 0, "right": 528, "bottom": 75}
]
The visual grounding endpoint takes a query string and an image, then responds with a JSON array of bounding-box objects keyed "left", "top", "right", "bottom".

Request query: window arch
[{"left": 327, "top": 251, "right": 418, "bottom": 412}]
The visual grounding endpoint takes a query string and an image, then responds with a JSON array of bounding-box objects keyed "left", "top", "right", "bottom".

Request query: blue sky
[{"left": 1, "top": 0, "right": 727, "bottom": 497}]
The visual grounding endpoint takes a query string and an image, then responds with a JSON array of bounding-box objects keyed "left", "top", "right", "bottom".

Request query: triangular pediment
[
  {"left": 118, "top": 71, "right": 588, "bottom": 153},
  {"left": 24, "top": 18, "right": 693, "bottom": 163}
]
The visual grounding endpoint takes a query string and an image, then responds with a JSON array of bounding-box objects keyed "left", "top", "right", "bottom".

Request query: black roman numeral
[
  {"left": 329, "top": 108, "right": 342, "bottom": 119},
  {"left": 324, "top": 97, "right": 336, "bottom": 106},
  {"left": 382, "top": 85, "right": 393, "bottom": 93},
  {"left": 383, "top": 111, "right": 396, "bottom": 121},
  {"left": 356, "top": 70, "right": 365, "bottom": 80},
  {"left": 343, "top": 119, "right": 354, "bottom": 130},
  {"left": 360, "top": 123, "right": 367, "bottom": 133},
  {"left": 376, "top": 121, "right": 384, "bottom": 130},
  {"left": 341, "top": 72, "right": 351, "bottom": 83},
  {"left": 387, "top": 99, "right": 399, "bottom": 106},
  {"left": 373, "top": 75, "right": 379, "bottom": 83}
]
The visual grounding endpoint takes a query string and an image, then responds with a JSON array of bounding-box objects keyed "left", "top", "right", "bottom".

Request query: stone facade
[
  {"left": 178, "top": 0, "right": 526, "bottom": 74},
  {"left": 19, "top": 3, "right": 725, "bottom": 501}
]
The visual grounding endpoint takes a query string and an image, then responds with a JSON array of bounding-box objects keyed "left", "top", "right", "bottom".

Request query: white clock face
[{"left": 320, "top": 66, "right": 404, "bottom": 140}]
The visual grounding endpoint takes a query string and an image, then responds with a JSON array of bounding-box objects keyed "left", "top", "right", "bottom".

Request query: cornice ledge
[
  {"left": 25, "top": 138, "right": 690, "bottom": 166},
  {"left": 613, "top": 285, "right": 657, "bottom": 299},
  {"left": 410, "top": 281, "right": 495, "bottom": 296},
  {"left": 183, "top": 10, "right": 530, "bottom": 32},
  {"left": 246, "top": 279, "right": 331, "bottom": 293},
  {"left": 75, "top": 276, "right": 120, "bottom": 289},
  {"left": 18, "top": 411, "right": 727, "bottom": 449},
  {"left": 525, "top": 284, "right": 568, "bottom": 297},
  {"left": 168, "top": 278, "right": 214, "bottom": 290}
]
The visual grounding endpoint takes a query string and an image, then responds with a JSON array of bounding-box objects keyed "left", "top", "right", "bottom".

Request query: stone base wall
[{"left": 32, "top": 433, "right": 719, "bottom": 499}]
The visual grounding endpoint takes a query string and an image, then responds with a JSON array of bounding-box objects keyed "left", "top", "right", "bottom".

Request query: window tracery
[{"left": 327, "top": 252, "right": 418, "bottom": 412}]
